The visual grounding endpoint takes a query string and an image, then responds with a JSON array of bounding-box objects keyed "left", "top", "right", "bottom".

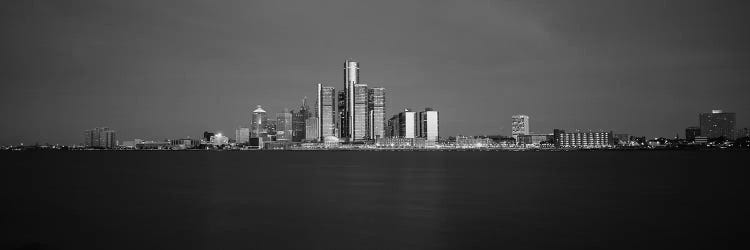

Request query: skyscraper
[
  {"left": 317, "top": 84, "right": 336, "bottom": 140},
  {"left": 418, "top": 108, "right": 439, "bottom": 142},
  {"left": 337, "top": 89, "right": 348, "bottom": 138},
  {"left": 251, "top": 105, "right": 268, "bottom": 139},
  {"left": 341, "top": 60, "right": 359, "bottom": 140},
  {"left": 512, "top": 115, "right": 530, "bottom": 141},
  {"left": 699, "top": 110, "right": 736, "bottom": 139},
  {"left": 276, "top": 109, "right": 293, "bottom": 141},
  {"left": 368, "top": 87, "right": 386, "bottom": 139},
  {"left": 352, "top": 83, "right": 369, "bottom": 140},
  {"left": 292, "top": 98, "right": 311, "bottom": 142}
]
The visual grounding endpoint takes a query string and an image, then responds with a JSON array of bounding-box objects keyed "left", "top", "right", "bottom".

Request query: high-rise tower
[
  {"left": 368, "top": 87, "right": 386, "bottom": 139},
  {"left": 512, "top": 115, "right": 530, "bottom": 141},
  {"left": 317, "top": 84, "right": 337, "bottom": 140},
  {"left": 251, "top": 105, "right": 268, "bottom": 139}
]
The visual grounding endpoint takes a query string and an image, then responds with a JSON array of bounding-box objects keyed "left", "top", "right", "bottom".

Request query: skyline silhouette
[{"left": 2, "top": 0, "right": 749, "bottom": 145}]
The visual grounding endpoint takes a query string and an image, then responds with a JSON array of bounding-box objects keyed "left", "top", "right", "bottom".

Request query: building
[
  {"left": 292, "top": 98, "right": 311, "bottom": 142},
  {"left": 699, "top": 110, "right": 736, "bottom": 139},
  {"left": 170, "top": 138, "right": 200, "bottom": 149},
  {"left": 418, "top": 108, "right": 439, "bottom": 142},
  {"left": 276, "top": 109, "right": 293, "bottom": 141},
  {"left": 368, "top": 87, "right": 386, "bottom": 139},
  {"left": 305, "top": 117, "right": 319, "bottom": 141},
  {"left": 337, "top": 89, "right": 348, "bottom": 138},
  {"left": 135, "top": 141, "right": 171, "bottom": 150},
  {"left": 317, "top": 84, "right": 337, "bottom": 140},
  {"left": 518, "top": 133, "right": 553, "bottom": 146},
  {"left": 694, "top": 136, "right": 708, "bottom": 144},
  {"left": 351, "top": 83, "right": 369, "bottom": 141},
  {"left": 392, "top": 109, "right": 417, "bottom": 138},
  {"left": 235, "top": 127, "right": 250, "bottom": 144},
  {"left": 554, "top": 129, "right": 614, "bottom": 148},
  {"left": 323, "top": 136, "right": 340, "bottom": 148},
  {"left": 202, "top": 131, "right": 215, "bottom": 143},
  {"left": 386, "top": 114, "right": 399, "bottom": 138},
  {"left": 512, "top": 115, "right": 530, "bottom": 141},
  {"left": 455, "top": 136, "right": 495, "bottom": 148},
  {"left": 375, "top": 137, "right": 426, "bottom": 148},
  {"left": 83, "top": 127, "right": 116, "bottom": 148},
  {"left": 343, "top": 60, "right": 359, "bottom": 140},
  {"left": 685, "top": 126, "right": 701, "bottom": 141},
  {"left": 251, "top": 105, "right": 268, "bottom": 139},
  {"left": 210, "top": 133, "right": 229, "bottom": 146}
]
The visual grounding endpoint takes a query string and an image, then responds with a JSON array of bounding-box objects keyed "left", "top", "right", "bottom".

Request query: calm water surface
[{"left": 2, "top": 151, "right": 746, "bottom": 249}]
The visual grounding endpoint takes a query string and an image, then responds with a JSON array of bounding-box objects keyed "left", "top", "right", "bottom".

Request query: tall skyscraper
[
  {"left": 251, "top": 105, "right": 268, "bottom": 139},
  {"left": 352, "top": 83, "right": 369, "bottom": 140},
  {"left": 418, "top": 108, "right": 439, "bottom": 142},
  {"left": 276, "top": 109, "right": 293, "bottom": 141},
  {"left": 317, "top": 84, "right": 336, "bottom": 140},
  {"left": 337, "top": 89, "right": 348, "bottom": 138},
  {"left": 512, "top": 115, "right": 530, "bottom": 141},
  {"left": 699, "top": 110, "right": 736, "bottom": 139},
  {"left": 368, "top": 87, "right": 386, "bottom": 139},
  {"left": 84, "top": 127, "right": 116, "bottom": 148},
  {"left": 342, "top": 60, "right": 359, "bottom": 140}
]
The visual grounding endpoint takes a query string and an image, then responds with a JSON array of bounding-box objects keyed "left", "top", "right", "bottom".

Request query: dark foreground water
[{"left": 1, "top": 151, "right": 747, "bottom": 249}]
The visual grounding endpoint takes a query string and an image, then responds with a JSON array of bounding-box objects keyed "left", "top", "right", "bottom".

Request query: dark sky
[{"left": 2, "top": 0, "right": 749, "bottom": 145}]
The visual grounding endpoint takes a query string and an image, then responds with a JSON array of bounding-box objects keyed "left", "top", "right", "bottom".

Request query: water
[{"left": 1, "top": 151, "right": 746, "bottom": 249}]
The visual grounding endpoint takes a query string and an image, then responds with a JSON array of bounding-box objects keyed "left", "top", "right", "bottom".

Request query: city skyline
[{"left": 2, "top": 0, "right": 750, "bottom": 145}]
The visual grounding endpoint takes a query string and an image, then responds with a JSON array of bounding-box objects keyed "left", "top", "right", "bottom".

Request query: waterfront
[{"left": 2, "top": 151, "right": 746, "bottom": 249}]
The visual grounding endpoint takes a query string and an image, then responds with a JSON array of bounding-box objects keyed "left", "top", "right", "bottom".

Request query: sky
[{"left": 1, "top": 0, "right": 749, "bottom": 145}]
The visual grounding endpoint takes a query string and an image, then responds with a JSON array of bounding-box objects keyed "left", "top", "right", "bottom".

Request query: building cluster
[
  {"left": 237, "top": 60, "right": 440, "bottom": 149},
  {"left": 685, "top": 110, "right": 739, "bottom": 143},
  {"left": 73, "top": 60, "right": 747, "bottom": 150}
]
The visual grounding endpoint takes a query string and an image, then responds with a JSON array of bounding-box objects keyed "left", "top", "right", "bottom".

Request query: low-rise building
[{"left": 553, "top": 130, "right": 614, "bottom": 148}]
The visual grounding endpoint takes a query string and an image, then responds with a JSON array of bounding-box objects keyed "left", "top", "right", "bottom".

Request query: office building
[
  {"left": 337, "top": 89, "right": 348, "bottom": 138},
  {"left": 699, "top": 110, "right": 736, "bottom": 139},
  {"left": 511, "top": 115, "right": 530, "bottom": 142},
  {"left": 251, "top": 105, "right": 268, "bottom": 139},
  {"left": 292, "top": 98, "right": 311, "bottom": 142},
  {"left": 368, "top": 87, "right": 386, "bottom": 139},
  {"left": 553, "top": 129, "right": 614, "bottom": 148},
  {"left": 84, "top": 127, "right": 116, "bottom": 148},
  {"left": 418, "top": 108, "right": 439, "bottom": 142},
  {"left": 235, "top": 127, "right": 250, "bottom": 144},
  {"left": 390, "top": 109, "right": 417, "bottom": 138},
  {"left": 685, "top": 126, "right": 701, "bottom": 141},
  {"left": 276, "top": 109, "right": 293, "bottom": 141},
  {"left": 351, "top": 83, "right": 369, "bottom": 140},
  {"left": 518, "top": 133, "right": 553, "bottom": 146},
  {"left": 317, "top": 84, "right": 337, "bottom": 140},
  {"left": 305, "top": 117, "right": 319, "bottom": 141}
]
